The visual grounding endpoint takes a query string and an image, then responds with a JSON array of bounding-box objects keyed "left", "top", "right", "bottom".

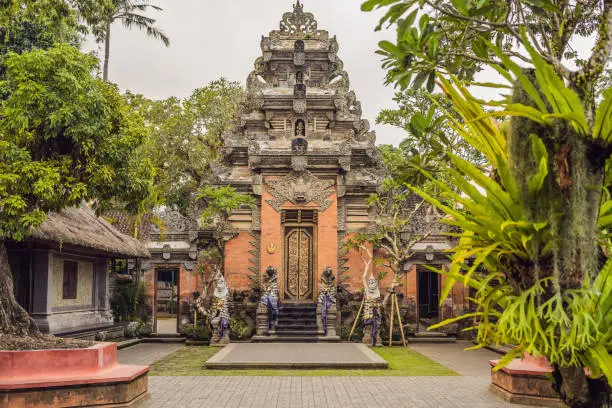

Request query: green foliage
[
  {"left": 427, "top": 260, "right": 611, "bottom": 380},
  {"left": 407, "top": 71, "right": 612, "bottom": 394},
  {"left": 0, "top": 44, "right": 154, "bottom": 240},
  {"left": 110, "top": 282, "right": 146, "bottom": 323},
  {"left": 229, "top": 318, "right": 252, "bottom": 341},
  {"left": 180, "top": 324, "right": 211, "bottom": 341},
  {"left": 196, "top": 185, "right": 256, "bottom": 227},
  {"left": 0, "top": 0, "right": 114, "bottom": 53},
  {"left": 137, "top": 322, "right": 153, "bottom": 336},
  {"left": 362, "top": 0, "right": 607, "bottom": 100},
  {"left": 341, "top": 325, "right": 363, "bottom": 342},
  {"left": 377, "top": 88, "right": 486, "bottom": 196},
  {"left": 100, "top": 0, "right": 169, "bottom": 81},
  {"left": 126, "top": 79, "right": 243, "bottom": 213}
]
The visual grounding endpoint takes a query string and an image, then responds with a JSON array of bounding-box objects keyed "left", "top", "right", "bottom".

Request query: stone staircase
[
  {"left": 408, "top": 319, "right": 456, "bottom": 343},
  {"left": 273, "top": 303, "right": 319, "bottom": 342},
  {"left": 253, "top": 302, "right": 340, "bottom": 343},
  {"left": 142, "top": 333, "right": 186, "bottom": 344}
]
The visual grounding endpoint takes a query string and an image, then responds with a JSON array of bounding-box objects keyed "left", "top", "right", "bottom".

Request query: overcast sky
[{"left": 87, "top": 0, "right": 410, "bottom": 146}]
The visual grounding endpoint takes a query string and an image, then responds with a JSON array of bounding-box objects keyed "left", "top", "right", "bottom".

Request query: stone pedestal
[
  {"left": 316, "top": 303, "right": 340, "bottom": 342},
  {"left": 489, "top": 353, "right": 564, "bottom": 407},
  {"left": 210, "top": 316, "right": 230, "bottom": 347},
  {"left": 256, "top": 303, "right": 270, "bottom": 336},
  {"left": 362, "top": 325, "right": 381, "bottom": 347}
]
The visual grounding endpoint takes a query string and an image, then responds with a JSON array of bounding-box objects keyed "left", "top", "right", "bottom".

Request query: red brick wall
[
  {"left": 260, "top": 183, "right": 283, "bottom": 283},
  {"left": 315, "top": 188, "right": 338, "bottom": 297},
  {"left": 224, "top": 232, "right": 253, "bottom": 291}
]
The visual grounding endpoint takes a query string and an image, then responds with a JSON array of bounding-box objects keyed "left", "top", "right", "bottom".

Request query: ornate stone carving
[
  {"left": 293, "top": 99, "right": 307, "bottom": 113},
  {"left": 251, "top": 204, "right": 262, "bottom": 231},
  {"left": 261, "top": 35, "right": 271, "bottom": 52},
  {"left": 280, "top": 1, "right": 318, "bottom": 35},
  {"left": 294, "top": 52, "right": 306, "bottom": 66},
  {"left": 337, "top": 197, "right": 347, "bottom": 232},
  {"left": 291, "top": 155, "right": 308, "bottom": 172},
  {"left": 252, "top": 174, "right": 263, "bottom": 196},
  {"left": 291, "top": 137, "right": 308, "bottom": 155},
  {"left": 339, "top": 156, "right": 351, "bottom": 171},
  {"left": 249, "top": 155, "right": 262, "bottom": 169},
  {"left": 151, "top": 208, "right": 192, "bottom": 234},
  {"left": 264, "top": 171, "right": 335, "bottom": 212},
  {"left": 329, "top": 36, "right": 339, "bottom": 53}
]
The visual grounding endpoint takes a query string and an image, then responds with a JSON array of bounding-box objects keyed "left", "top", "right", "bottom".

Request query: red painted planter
[
  {"left": 489, "top": 352, "right": 563, "bottom": 407},
  {"left": 0, "top": 342, "right": 149, "bottom": 407}
]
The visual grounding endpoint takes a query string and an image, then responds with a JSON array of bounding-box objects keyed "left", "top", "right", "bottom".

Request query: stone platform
[{"left": 204, "top": 343, "right": 388, "bottom": 370}]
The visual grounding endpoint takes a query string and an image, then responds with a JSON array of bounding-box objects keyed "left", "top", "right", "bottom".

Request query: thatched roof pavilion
[{"left": 31, "top": 205, "right": 150, "bottom": 259}]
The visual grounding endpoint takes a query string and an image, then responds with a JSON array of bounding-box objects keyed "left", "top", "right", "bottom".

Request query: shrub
[
  {"left": 111, "top": 282, "right": 146, "bottom": 323},
  {"left": 137, "top": 323, "right": 153, "bottom": 337},
  {"left": 229, "top": 318, "right": 253, "bottom": 340},
  {"left": 341, "top": 325, "right": 363, "bottom": 342},
  {"left": 180, "top": 324, "right": 211, "bottom": 341}
]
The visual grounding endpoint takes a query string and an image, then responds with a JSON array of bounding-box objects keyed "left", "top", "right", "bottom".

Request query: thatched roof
[{"left": 31, "top": 205, "right": 150, "bottom": 258}]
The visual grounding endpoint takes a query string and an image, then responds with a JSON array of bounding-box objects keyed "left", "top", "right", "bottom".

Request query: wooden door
[{"left": 284, "top": 227, "right": 314, "bottom": 300}]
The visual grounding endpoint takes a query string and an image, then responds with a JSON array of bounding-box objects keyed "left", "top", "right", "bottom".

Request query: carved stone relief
[
  {"left": 337, "top": 197, "right": 347, "bottom": 232},
  {"left": 291, "top": 155, "right": 308, "bottom": 172},
  {"left": 339, "top": 156, "right": 351, "bottom": 172},
  {"left": 252, "top": 174, "right": 263, "bottom": 196},
  {"left": 293, "top": 99, "right": 307, "bottom": 114},
  {"left": 151, "top": 208, "right": 193, "bottom": 234},
  {"left": 264, "top": 171, "right": 335, "bottom": 212},
  {"left": 280, "top": 2, "right": 318, "bottom": 35}
]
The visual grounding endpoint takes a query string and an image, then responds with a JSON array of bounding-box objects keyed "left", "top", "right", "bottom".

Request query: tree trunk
[
  {"left": 0, "top": 241, "right": 40, "bottom": 337},
  {"left": 103, "top": 20, "right": 111, "bottom": 82},
  {"left": 556, "top": 366, "right": 601, "bottom": 408}
]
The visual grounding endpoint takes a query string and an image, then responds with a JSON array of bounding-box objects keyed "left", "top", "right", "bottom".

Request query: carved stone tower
[{"left": 211, "top": 2, "right": 383, "bottom": 301}]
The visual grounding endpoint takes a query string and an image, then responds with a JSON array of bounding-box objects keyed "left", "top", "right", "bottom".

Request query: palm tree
[{"left": 103, "top": 0, "right": 170, "bottom": 82}]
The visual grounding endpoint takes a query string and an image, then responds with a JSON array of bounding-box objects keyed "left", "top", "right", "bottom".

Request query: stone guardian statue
[
  {"left": 259, "top": 266, "right": 279, "bottom": 335},
  {"left": 209, "top": 273, "right": 231, "bottom": 346},
  {"left": 362, "top": 272, "right": 382, "bottom": 346},
  {"left": 317, "top": 266, "right": 337, "bottom": 336}
]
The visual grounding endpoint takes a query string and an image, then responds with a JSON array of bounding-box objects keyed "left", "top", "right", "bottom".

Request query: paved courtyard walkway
[
  {"left": 120, "top": 342, "right": 531, "bottom": 408},
  {"left": 118, "top": 343, "right": 183, "bottom": 366},
  {"left": 409, "top": 340, "right": 499, "bottom": 376}
]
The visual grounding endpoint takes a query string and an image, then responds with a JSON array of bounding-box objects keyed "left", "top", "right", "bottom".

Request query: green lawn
[{"left": 148, "top": 346, "right": 458, "bottom": 376}]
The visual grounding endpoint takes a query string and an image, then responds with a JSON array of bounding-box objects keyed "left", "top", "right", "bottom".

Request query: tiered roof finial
[{"left": 280, "top": 0, "right": 317, "bottom": 35}]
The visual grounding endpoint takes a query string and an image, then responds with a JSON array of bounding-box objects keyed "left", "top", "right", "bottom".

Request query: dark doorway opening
[
  {"left": 417, "top": 266, "right": 439, "bottom": 322},
  {"left": 155, "top": 268, "right": 179, "bottom": 334}
]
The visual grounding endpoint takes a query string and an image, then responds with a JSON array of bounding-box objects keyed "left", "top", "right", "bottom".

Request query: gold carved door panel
[{"left": 284, "top": 227, "right": 313, "bottom": 300}]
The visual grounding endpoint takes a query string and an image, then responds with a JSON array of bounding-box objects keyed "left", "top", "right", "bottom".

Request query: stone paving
[
  {"left": 119, "top": 342, "right": 532, "bottom": 408},
  {"left": 118, "top": 343, "right": 183, "bottom": 366},
  {"left": 409, "top": 340, "right": 498, "bottom": 376}
]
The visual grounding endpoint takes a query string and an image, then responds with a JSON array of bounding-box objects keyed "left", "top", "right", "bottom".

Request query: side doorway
[
  {"left": 417, "top": 265, "right": 440, "bottom": 330},
  {"left": 154, "top": 268, "right": 180, "bottom": 334}
]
